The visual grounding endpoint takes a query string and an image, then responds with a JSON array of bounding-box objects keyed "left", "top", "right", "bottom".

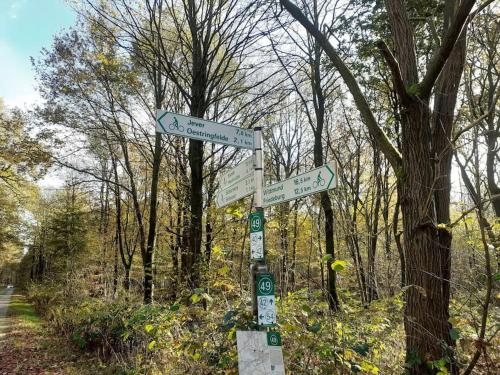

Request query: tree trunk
[
  {"left": 367, "top": 147, "right": 381, "bottom": 302},
  {"left": 393, "top": 192, "right": 405, "bottom": 288},
  {"left": 321, "top": 192, "right": 339, "bottom": 310},
  {"left": 113, "top": 240, "right": 119, "bottom": 299},
  {"left": 279, "top": 0, "right": 475, "bottom": 370},
  {"left": 310, "top": 2, "right": 339, "bottom": 309},
  {"left": 401, "top": 100, "right": 455, "bottom": 374},
  {"left": 290, "top": 202, "right": 299, "bottom": 291},
  {"left": 185, "top": 0, "right": 207, "bottom": 289},
  {"left": 279, "top": 202, "right": 290, "bottom": 297},
  {"left": 187, "top": 138, "right": 204, "bottom": 288},
  {"left": 144, "top": 131, "right": 162, "bottom": 304}
]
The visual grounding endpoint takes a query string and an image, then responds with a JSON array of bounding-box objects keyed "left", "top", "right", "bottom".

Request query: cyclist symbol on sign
[
  {"left": 313, "top": 171, "right": 326, "bottom": 188},
  {"left": 169, "top": 116, "right": 184, "bottom": 132}
]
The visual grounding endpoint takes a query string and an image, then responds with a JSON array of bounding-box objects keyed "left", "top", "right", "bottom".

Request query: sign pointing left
[{"left": 156, "top": 110, "right": 254, "bottom": 149}]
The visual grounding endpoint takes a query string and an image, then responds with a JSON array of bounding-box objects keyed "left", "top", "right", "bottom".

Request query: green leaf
[
  {"left": 190, "top": 293, "right": 201, "bottom": 304},
  {"left": 218, "top": 265, "right": 230, "bottom": 275},
  {"left": 307, "top": 322, "right": 321, "bottom": 333},
  {"left": 322, "top": 254, "right": 333, "bottom": 263},
  {"left": 449, "top": 328, "right": 460, "bottom": 341},
  {"left": 331, "top": 260, "right": 348, "bottom": 272},
  {"left": 148, "top": 340, "right": 156, "bottom": 350},
  {"left": 301, "top": 304, "right": 312, "bottom": 313},
  {"left": 223, "top": 310, "right": 237, "bottom": 323},
  {"left": 494, "top": 272, "right": 500, "bottom": 282},
  {"left": 406, "top": 83, "right": 420, "bottom": 96},
  {"left": 352, "top": 343, "right": 370, "bottom": 356},
  {"left": 145, "top": 324, "right": 154, "bottom": 333}
]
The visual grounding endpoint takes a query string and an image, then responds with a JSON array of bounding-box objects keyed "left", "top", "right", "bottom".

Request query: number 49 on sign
[
  {"left": 256, "top": 273, "right": 276, "bottom": 326},
  {"left": 249, "top": 211, "right": 264, "bottom": 261}
]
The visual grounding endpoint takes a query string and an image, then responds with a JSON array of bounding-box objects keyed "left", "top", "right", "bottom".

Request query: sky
[{"left": 0, "top": 0, "right": 76, "bottom": 108}]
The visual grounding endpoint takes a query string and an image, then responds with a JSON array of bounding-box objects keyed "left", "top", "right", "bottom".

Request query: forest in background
[{"left": 0, "top": 0, "right": 498, "bottom": 374}]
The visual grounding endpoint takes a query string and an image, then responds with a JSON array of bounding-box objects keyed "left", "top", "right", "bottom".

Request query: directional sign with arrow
[
  {"left": 216, "top": 174, "right": 255, "bottom": 207},
  {"left": 219, "top": 156, "right": 254, "bottom": 186},
  {"left": 256, "top": 273, "right": 276, "bottom": 326},
  {"left": 263, "top": 163, "right": 336, "bottom": 207},
  {"left": 156, "top": 110, "right": 254, "bottom": 149},
  {"left": 249, "top": 211, "right": 264, "bottom": 260},
  {"left": 216, "top": 156, "right": 255, "bottom": 208}
]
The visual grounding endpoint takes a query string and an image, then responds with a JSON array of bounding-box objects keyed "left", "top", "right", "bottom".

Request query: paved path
[{"left": 0, "top": 287, "right": 13, "bottom": 342}]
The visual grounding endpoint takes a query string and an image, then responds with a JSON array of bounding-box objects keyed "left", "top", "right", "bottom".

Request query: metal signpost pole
[
  {"left": 254, "top": 127, "right": 264, "bottom": 216},
  {"left": 156, "top": 111, "right": 287, "bottom": 372},
  {"left": 250, "top": 127, "right": 267, "bottom": 321}
]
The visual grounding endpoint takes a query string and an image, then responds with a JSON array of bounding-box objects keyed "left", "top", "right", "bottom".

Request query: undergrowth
[{"left": 27, "top": 283, "right": 409, "bottom": 374}]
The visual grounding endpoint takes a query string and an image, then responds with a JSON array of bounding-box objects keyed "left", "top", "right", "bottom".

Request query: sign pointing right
[{"left": 263, "top": 163, "right": 336, "bottom": 207}]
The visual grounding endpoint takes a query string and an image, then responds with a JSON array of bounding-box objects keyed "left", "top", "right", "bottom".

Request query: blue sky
[{"left": 0, "top": 0, "right": 76, "bottom": 108}]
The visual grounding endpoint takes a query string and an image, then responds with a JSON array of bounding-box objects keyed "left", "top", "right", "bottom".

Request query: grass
[
  {"left": 8, "top": 294, "right": 41, "bottom": 324},
  {"left": 0, "top": 293, "right": 106, "bottom": 375}
]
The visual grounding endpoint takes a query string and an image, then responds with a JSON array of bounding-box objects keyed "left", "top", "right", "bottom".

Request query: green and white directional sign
[
  {"left": 256, "top": 273, "right": 276, "bottom": 326},
  {"left": 219, "top": 156, "right": 254, "bottom": 186},
  {"left": 267, "top": 332, "right": 285, "bottom": 374},
  {"left": 250, "top": 211, "right": 264, "bottom": 233},
  {"left": 216, "top": 174, "right": 255, "bottom": 208},
  {"left": 263, "top": 163, "right": 336, "bottom": 207},
  {"left": 249, "top": 211, "right": 264, "bottom": 260},
  {"left": 156, "top": 110, "right": 254, "bottom": 149},
  {"left": 216, "top": 156, "right": 255, "bottom": 208}
]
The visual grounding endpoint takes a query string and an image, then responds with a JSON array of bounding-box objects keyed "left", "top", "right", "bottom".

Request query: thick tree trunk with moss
[{"left": 400, "top": 100, "right": 455, "bottom": 374}]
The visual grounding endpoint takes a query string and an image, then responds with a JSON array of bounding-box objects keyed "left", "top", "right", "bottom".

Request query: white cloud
[{"left": 0, "top": 39, "right": 40, "bottom": 109}]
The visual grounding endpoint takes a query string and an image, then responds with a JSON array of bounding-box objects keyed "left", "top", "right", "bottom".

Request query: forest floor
[{"left": 0, "top": 291, "right": 101, "bottom": 375}]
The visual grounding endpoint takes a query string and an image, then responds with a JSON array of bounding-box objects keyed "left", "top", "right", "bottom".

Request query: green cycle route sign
[
  {"left": 256, "top": 273, "right": 274, "bottom": 296},
  {"left": 256, "top": 273, "right": 276, "bottom": 326},
  {"left": 249, "top": 211, "right": 264, "bottom": 233},
  {"left": 156, "top": 110, "right": 254, "bottom": 149},
  {"left": 262, "top": 163, "right": 337, "bottom": 207},
  {"left": 249, "top": 211, "right": 264, "bottom": 261},
  {"left": 267, "top": 332, "right": 282, "bottom": 346}
]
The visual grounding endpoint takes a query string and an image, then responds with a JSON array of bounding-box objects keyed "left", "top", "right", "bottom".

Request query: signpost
[
  {"left": 216, "top": 162, "right": 337, "bottom": 208},
  {"left": 156, "top": 110, "right": 254, "bottom": 149},
  {"left": 216, "top": 174, "right": 255, "bottom": 207},
  {"left": 215, "top": 156, "right": 255, "bottom": 208},
  {"left": 256, "top": 273, "right": 276, "bottom": 326},
  {"left": 236, "top": 331, "right": 285, "bottom": 375},
  {"left": 219, "top": 156, "right": 254, "bottom": 186},
  {"left": 249, "top": 211, "right": 264, "bottom": 260},
  {"left": 156, "top": 110, "right": 339, "bottom": 374},
  {"left": 263, "top": 163, "right": 336, "bottom": 207}
]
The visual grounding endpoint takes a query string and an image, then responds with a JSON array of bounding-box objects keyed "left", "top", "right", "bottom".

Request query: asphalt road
[{"left": 0, "top": 287, "right": 13, "bottom": 342}]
